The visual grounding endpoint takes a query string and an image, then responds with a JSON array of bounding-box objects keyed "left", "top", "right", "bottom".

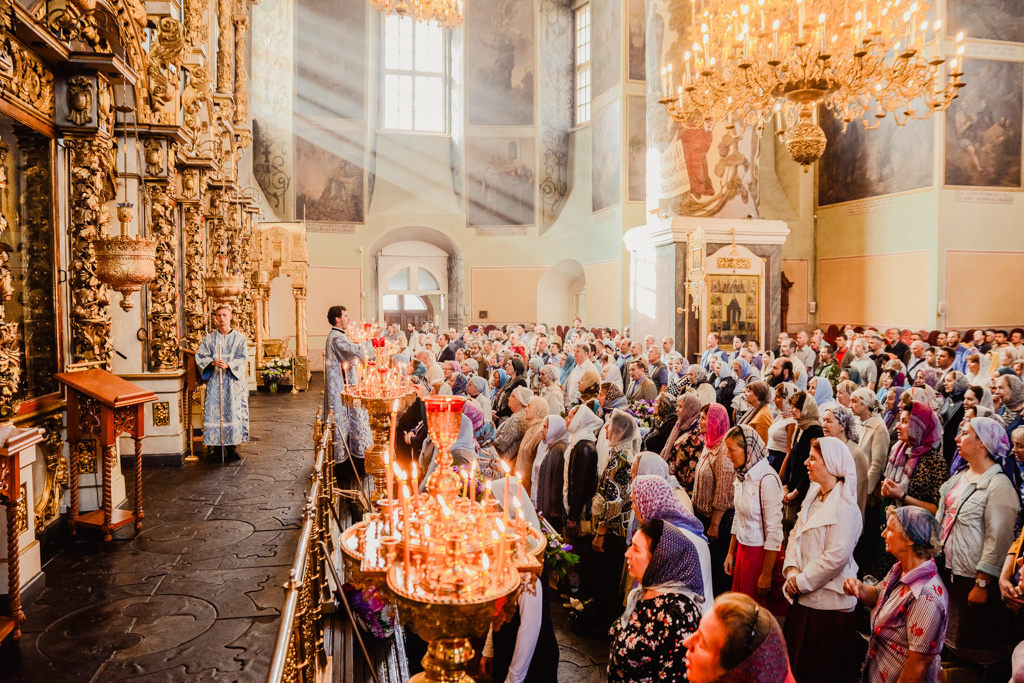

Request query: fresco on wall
[
  {"left": 592, "top": 0, "right": 621, "bottom": 99},
  {"left": 593, "top": 99, "right": 622, "bottom": 211},
  {"left": 944, "top": 59, "right": 1024, "bottom": 189},
  {"left": 467, "top": 137, "right": 536, "bottom": 226},
  {"left": 295, "top": 136, "right": 364, "bottom": 223},
  {"left": 628, "top": 0, "right": 646, "bottom": 81},
  {"left": 646, "top": 0, "right": 759, "bottom": 218},
  {"left": 466, "top": 0, "right": 534, "bottom": 126},
  {"left": 948, "top": 0, "right": 1024, "bottom": 44},
  {"left": 627, "top": 95, "right": 646, "bottom": 202},
  {"left": 817, "top": 111, "right": 934, "bottom": 206},
  {"left": 296, "top": 0, "right": 364, "bottom": 119}
]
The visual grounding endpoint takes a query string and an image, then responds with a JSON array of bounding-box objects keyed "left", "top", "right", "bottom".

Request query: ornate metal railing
[{"left": 267, "top": 408, "right": 334, "bottom": 683}]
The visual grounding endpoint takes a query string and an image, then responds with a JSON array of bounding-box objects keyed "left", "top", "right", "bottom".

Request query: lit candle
[
  {"left": 411, "top": 461, "right": 418, "bottom": 489},
  {"left": 500, "top": 461, "right": 512, "bottom": 527},
  {"left": 496, "top": 519, "right": 506, "bottom": 580},
  {"left": 385, "top": 450, "right": 392, "bottom": 503},
  {"left": 684, "top": 51, "right": 692, "bottom": 84},
  {"left": 467, "top": 460, "right": 477, "bottom": 500},
  {"left": 661, "top": 66, "right": 668, "bottom": 96},
  {"left": 773, "top": 19, "right": 780, "bottom": 59},
  {"left": 798, "top": 0, "right": 805, "bottom": 42},
  {"left": 820, "top": 13, "right": 827, "bottom": 52},
  {"left": 342, "top": 362, "right": 349, "bottom": 389},
  {"left": 461, "top": 469, "right": 469, "bottom": 499},
  {"left": 667, "top": 63, "right": 674, "bottom": 94}
]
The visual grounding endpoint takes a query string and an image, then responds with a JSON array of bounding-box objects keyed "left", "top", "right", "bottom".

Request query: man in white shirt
[
  {"left": 565, "top": 343, "right": 597, "bottom": 406},
  {"left": 780, "top": 339, "right": 808, "bottom": 391},
  {"left": 700, "top": 333, "right": 727, "bottom": 371},
  {"left": 661, "top": 336, "right": 675, "bottom": 363},
  {"left": 849, "top": 339, "right": 878, "bottom": 390}
]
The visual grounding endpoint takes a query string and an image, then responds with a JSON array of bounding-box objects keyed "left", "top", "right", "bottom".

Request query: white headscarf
[
  {"left": 602, "top": 362, "right": 625, "bottom": 392},
  {"left": 816, "top": 435, "right": 859, "bottom": 506},
  {"left": 511, "top": 386, "right": 534, "bottom": 409},
  {"left": 564, "top": 405, "right": 604, "bottom": 510},
  {"left": 531, "top": 415, "right": 570, "bottom": 506},
  {"left": 491, "top": 476, "right": 541, "bottom": 533}
]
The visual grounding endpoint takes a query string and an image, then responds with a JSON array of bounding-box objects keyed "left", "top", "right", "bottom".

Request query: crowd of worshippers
[{"left": 363, "top": 319, "right": 1024, "bottom": 683}]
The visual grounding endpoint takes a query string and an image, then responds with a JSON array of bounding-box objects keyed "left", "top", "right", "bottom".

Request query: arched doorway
[
  {"left": 368, "top": 227, "right": 463, "bottom": 328},
  {"left": 537, "top": 259, "right": 586, "bottom": 328},
  {"left": 382, "top": 293, "right": 434, "bottom": 330}
]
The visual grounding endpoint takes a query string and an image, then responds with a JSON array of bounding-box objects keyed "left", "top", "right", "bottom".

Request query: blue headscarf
[
  {"left": 451, "top": 414, "right": 476, "bottom": 453},
  {"left": 559, "top": 353, "right": 577, "bottom": 388},
  {"left": 451, "top": 373, "right": 469, "bottom": 396},
  {"left": 491, "top": 369, "right": 509, "bottom": 399},
  {"left": 735, "top": 358, "right": 757, "bottom": 381},
  {"left": 813, "top": 376, "right": 836, "bottom": 409},
  {"left": 412, "top": 361, "right": 426, "bottom": 378}
]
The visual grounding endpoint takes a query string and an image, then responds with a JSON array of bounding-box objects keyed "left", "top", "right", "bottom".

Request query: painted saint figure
[{"left": 196, "top": 304, "right": 250, "bottom": 462}]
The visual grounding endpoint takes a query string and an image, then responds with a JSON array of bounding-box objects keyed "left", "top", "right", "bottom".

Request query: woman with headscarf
[
  {"left": 780, "top": 392, "right": 825, "bottom": 518},
  {"left": 736, "top": 381, "right": 772, "bottom": 446},
  {"left": 629, "top": 464, "right": 701, "bottom": 537},
  {"left": 939, "top": 370, "right": 970, "bottom": 466},
  {"left": 782, "top": 436, "right": 862, "bottom": 683},
  {"left": 609, "top": 519, "right": 706, "bottom": 683},
  {"left": 527, "top": 357, "right": 545, "bottom": 393},
  {"left": 965, "top": 385, "right": 995, "bottom": 418},
  {"left": 844, "top": 507, "right": 949, "bottom": 683},
  {"left": 876, "top": 402, "right": 948, "bottom": 577},
  {"left": 724, "top": 425, "right": 787, "bottom": 617},
  {"left": 577, "top": 370, "right": 601, "bottom": 407},
  {"left": 564, "top": 404, "right": 604, "bottom": 544},
  {"left": 480, "top": 478, "right": 560, "bottom": 683},
  {"left": 591, "top": 409, "right": 640, "bottom": 626},
  {"left": 689, "top": 365, "right": 718, "bottom": 407},
  {"left": 836, "top": 379, "right": 858, "bottom": 409},
  {"left": 693, "top": 403, "right": 735, "bottom": 595},
  {"left": 851, "top": 387, "right": 891, "bottom": 507},
  {"left": 468, "top": 375, "right": 493, "bottom": 424},
  {"left": 766, "top": 382, "right": 798, "bottom": 472},
  {"left": 493, "top": 386, "right": 534, "bottom": 463},
  {"left": 883, "top": 385, "right": 908, "bottom": 445},
  {"left": 602, "top": 359, "right": 625, "bottom": 393},
  {"left": 822, "top": 404, "right": 868, "bottom": 519},
  {"left": 448, "top": 372, "right": 469, "bottom": 397},
  {"left": 916, "top": 366, "right": 940, "bottom": 391},
  {"left": 537, "top": 363, "right": 564, "bottom": 418},
  {"left": 600, "top": 381, "right": 628, "bottom": 414},
  {"left": 937, "top": 416, "right": 1020, "bottom": 679},
  {"left": 495, "top": 355, "right": 529, "bottom": 420},
  {"left": 995, "top": 374, "right": 1024, "bottom": 438},
  {"left": 662, "top": 393, "right": 706, "bottom": 493},
  {"left": 666, "top": 352, "right": 690, "bottom": 397},
  {"left": 714, "top": 359, "right": 738, "bottom": 413},
  {"left": 516, "top": 397, "right": 552, "bottom": 495},
  {"left": 683, "top": 593, "right": 796, "bottom": 683},
  {"left": 643, "top": 393, "right": 679, "bottom": 455},
  {"left": 809, "top": 375, "right": 837, "bottom": 413},
  {"left": 491, "top": 369, "right": 509, "bottom": 400},
  {"left": 966, "top": 352, "right": 991, "bottom": 387},
  {"left": 532, "top": 414, "right": 570, "bottom": 530}
]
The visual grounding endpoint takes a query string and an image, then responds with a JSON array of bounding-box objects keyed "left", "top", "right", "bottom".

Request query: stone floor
[{"left": 0, "top": 374, "right": 611, "bottom": 682}]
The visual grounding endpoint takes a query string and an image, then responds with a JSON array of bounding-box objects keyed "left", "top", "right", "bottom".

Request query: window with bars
[
  {"left": 382, "top": 15, "right": 449, "bottom": 133},
  {"left": 575, "top": 5, "right": 592, "bottom": 125}
]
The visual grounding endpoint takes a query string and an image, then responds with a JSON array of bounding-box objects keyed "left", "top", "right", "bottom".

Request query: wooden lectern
[
  {"left": 181, "top": 348, "right": 207, "bottom": 463},
  {"left": 55, "top": 369, "right": 158, "bottom": 543},
  {"left": 0, "top": 425, "right": 44, "bottom": 644}
]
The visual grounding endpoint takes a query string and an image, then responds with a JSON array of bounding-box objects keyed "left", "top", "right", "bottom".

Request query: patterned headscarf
[
  {"left": 511, "top": 386, "right": 534, "bottom": 409},
  {"left": 714, "top": 611, "right": 792, "bottom": 683},
  {"left": 655, "top": 393, "right": 677, "bottom": 426},
  {"left": 691, "top": 365, "right": 709, "bottom": 386},
  {"left": 825, "top": 404, "right": 860, "bottom": 443},
  {"left": 632, "top": 473, "right": 706, "bottom": 540},
  {"left": 602, "top": 381, "right": 625, "bottom": 405},
  {"left": 884, "top": 386, "right": 908, "bottom": 429},
  {"left": 641, "top": 520, "right": 705, "bottom": 594},
  {"left": 445, "top": 360, "right": 461, "bottom": 375},
  {"left": 894, "top": 506, "right": 940, "bottom": 550},
  {"left": 884, "top": 401, "right": 943, "bottom": 486},
  {"left": 852, "top": 387, "right": 882, "bottom": 415},
  {"left": 451, "top": 373, "right": 469, "bottom": 396},
  {"left": 917, "top": 367, "right": 939, "bottom": 389},
  {"left": 1001, "top": 374, "right": 1024, "bottom": 414},
  {"left": 677, "top": 392, "right": 703, "bottom": 431},
  {"left": 954, "top": 416, "right": 1022, "bottom": 498},
  {"left": 945, "top": 370, "right": 971, "bottom": 399},
  {"left": 470, "top": 375, "right": 489, "bottom": 396},
  {"left": 463, "top": 401, "right": 484, "bottom": 432},
  {"left": 704, "top": 403, "right": 730, "bottom": 449},
  {"left": 774, "top": 382, "right": 799, "bottom": 418},
  {"left": 794, "top": 393, "right": 822, "bottom": 431},
  {"left": 541, "top": 363, "right": 561, "bottom": 385},
  {"left": 730, "top": 424, "right": 769, "bottom": 481}
]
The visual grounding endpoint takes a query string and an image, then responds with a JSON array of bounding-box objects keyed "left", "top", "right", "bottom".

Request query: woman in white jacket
[{"left": 782, "top": 436, "right": 863, "bottom": 683}]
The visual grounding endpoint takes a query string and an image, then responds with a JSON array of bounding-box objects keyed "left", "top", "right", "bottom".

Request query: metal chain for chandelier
[{"left": 658, "top": 0, "right": 966, "bottom": 169}]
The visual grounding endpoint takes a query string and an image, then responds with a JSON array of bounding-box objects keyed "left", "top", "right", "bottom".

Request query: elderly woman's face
[
  {"left": 1012, "top": 438, "right": 1024, "bottom": 465},
  {"left": 541, "top": 419, "right": 549, "bottom": 441},
  {"left": 822, "top": 410, "right": 843, "bottom": 439},
  {"left": 998, "top": 376, "right": 1013, "bottom": 404},
  {"left": 683, "top": 610, "right": 729, "bottom": 683},
  {"left": 882, "top": 514, "right": 913, "bottom": 557},
  {"left": 807, "top": 377, "right": 818, "bottom": 394},
  {"left": 625, "top": 530, "right": 653, "bottom": 584},
  {"left": 509, "top": 395, "right": 521, "bottom": 412},
  {"left": 689, "top": 366, "right": 698, "bottom": 382}
]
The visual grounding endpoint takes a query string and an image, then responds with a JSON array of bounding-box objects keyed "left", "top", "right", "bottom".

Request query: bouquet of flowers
[
  {"left": 453, "top": 464, "right": 489, "bottom": 502},
  {"left": 625, "top": 398, "right": 656, "bottom": 433},
  {"left": 341, "top": 582, "right": 397, "bottom": 639},
  {"left": 260, "top": 357, "right": 292, "bottom": 383},
  {"left": 543, "top": 528, "right": 579, "bottom": 582}
]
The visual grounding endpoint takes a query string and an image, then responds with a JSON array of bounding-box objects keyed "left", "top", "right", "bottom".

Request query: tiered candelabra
[
  {"left": 341, "top": 395, "right": 544, "bottom": 683},
  {"left": 341, "top": 335, "right": 415, "bottom": 502}
]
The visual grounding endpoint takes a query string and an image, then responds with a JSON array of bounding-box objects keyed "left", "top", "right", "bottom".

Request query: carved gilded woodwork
[
  {"left": 66, "top": 75, "right": 94, "bottom": 126},
  {"left": 73, "top": 437, "right": 97, "bottom": 474},
  {"left": 216, "top": 0, "right": 233, "bottom": 94},
  {"left": 233, "top": 4, "right": 248, "bottom": 126},
  {"left": 181, "top": 65, "right": 212, "bottom": 149},
  {"left": 146, "top": 182, "right": 180, "bottom": 371},
  {"left": 144, "top": 17, "right": 187, "bottom": 125},
  {"left": 46, "top": 0, "right": 109, "bottom": 50},
  {"left": 66, "top": 137, "right": 115, "bottom": 367},
  {"left": 152, "top": 401, "right": 169, "bottom": 427},
  {"left": 184, "top": 205, "right": 208, "bottom": 349},
  {"left": 97, "top": 76, "right": 113, "bottom": 134},
  {"left": 184, "top": 0, "right": 210, "bottom": 49},
  {"left": 33, "top": 414, "right": 67, "bottom": 531},
  {"left": 1, "top": 42, "right": 56, "bottom": 121},
  {"left": 0, "top": 140, "right": 20, "bottom": 419},
  {"left": 144, "top": 138, "right": 164, "bottom": 176},
  {"left": 16, "top": 482, "right": 27, "bottom": 534}
]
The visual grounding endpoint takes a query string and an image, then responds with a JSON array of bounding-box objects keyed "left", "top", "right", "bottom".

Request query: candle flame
[
  {"left": 481, "top": 554, "right": 489, "bottom": 570},
  {"left": 500, "top": 460, "right": 511, "bottom": 474},
  {"left": 512, "top": 496, "right": 522, "bottom": 509},
  {"left": 496, "top": 518, "right": 506, "bottom": 532},
  {"left": 392, "top": 399, "right": 400, "bottom": 412}
]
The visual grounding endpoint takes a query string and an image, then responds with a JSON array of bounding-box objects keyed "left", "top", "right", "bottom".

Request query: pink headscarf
[
  {"left": 704, "top": 403, "right": 730, "bottom": 449},
  {"left": 884, "top": 401, "right": 943, "bottom": 486}
]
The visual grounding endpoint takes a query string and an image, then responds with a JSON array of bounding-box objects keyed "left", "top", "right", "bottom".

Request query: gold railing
[{"left": 267, "top": 407, "right": 334, "bottom": 683}]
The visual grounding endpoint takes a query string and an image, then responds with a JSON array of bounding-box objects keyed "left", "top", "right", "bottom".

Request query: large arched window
[{"left": 382, "top": 15, "right": 449, "bottom": 133}]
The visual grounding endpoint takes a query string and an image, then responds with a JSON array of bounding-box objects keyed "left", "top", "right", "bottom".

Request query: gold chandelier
[
  {"left": 660, "top": 0, "right": 966, "bottom": 169},
  {"left": 368, "top": 0, "right": 463, "bottom": 28}
]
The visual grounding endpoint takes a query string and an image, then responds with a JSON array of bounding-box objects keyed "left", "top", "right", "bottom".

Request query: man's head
[
  {"left": 746, "top": 340, "right": 760, "bottom": 354},
  {"left": 630, "top": 360, "right": 647, "bottom": 381},
  {"left": 936, "top": 347, "right": 954, "bottom": 370},
  {"left": 572, "top": 317, "right": 582, "bottom": 329},
  {"left": 644, "top": 335, "right": 656, "bottom": 350},
  {"left": 947, "top": 330, "right": 961, "bottom": 346},
  {"left": 819, "top": 343, "right": 833, "bottom": 363},
  {"left": 215, "top": 304, "right": 233, "bottom": 331},
  {"left": 647, "top": 346, "right": 660, "bottom": 364},
  {"left": 910, "top": 340, "right": 927, "bottom": 358},
  {"left": 812, "top": 329, "right": 824, "bottom": 343},
  {"left": 574, "top": 345, "right": 588, "bottom": 364},
  {"left": 972, "top": 330, "right": 985, "bottom": 345},
  {"left": 439, "top": 333, "right": 450, "bottom": 346},
  {"left": 867, "top": 335, "right": 883, "bottom": 353},
  {"left": 796, "top": 331, "right": 808, "bottom": 348},
  {"left": 620, "top": 338, "right": 632, "bottom": 355},
  {"left": 777, "top": 332, "right": 789, "bottom": 347},
  {"left": 936, "top": 332, "right": 948, "bottom": 347},
  {"left": 853, "top": 338, "right": 867, "bottom": 358},
  {"left": 885, "top": 328, "right": 900, "bottom": 344},
  {"left": 662, "top": 337, "right": 674, "bottom": 354},
  {"left": 631, "top": 341, "right": 644, "bottom": 357},
  {"left": 835, "top": 333, "right": 847, "bottom": 349},
  {"left": 537, "top": 335, "right": 549, "bottom": 353},
  {"left": 1011, "top": 331, "right": 1022, "bottom": 345},
  {"left": 780, "top": 339, "right": 796, "bottom": 358},
  {"left": 707, "top": 332, "right": 719, "bottom": 348},
  {"left": 327, "top": 305, "right": 347, "bottom": 328}
]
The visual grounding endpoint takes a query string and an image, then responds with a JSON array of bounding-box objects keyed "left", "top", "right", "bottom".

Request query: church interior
[{"left": 0, "top": 0, "right": 1022, "bottom": 680}]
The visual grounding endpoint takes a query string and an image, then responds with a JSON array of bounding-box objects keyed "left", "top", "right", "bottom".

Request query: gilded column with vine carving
[
  {"left": 65, "top": 137, "right": 115, "bottom": 367},
  {"left": 216, "top": 0, "right": 234, "bottom": 94},
  {"left": 233, "top": 2, "right": 249, "bottom": 126},
  {"left": 184, "top": 205, "right": 208, "bottom": 349},
  {"left": 147, "top": 181, "right": 180, "bottom": 371}
]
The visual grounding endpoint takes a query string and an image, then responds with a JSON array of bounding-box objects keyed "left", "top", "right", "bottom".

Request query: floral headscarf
[
  {"left": 1000, "top": 375, "right": 1024, "bottom": 414},
  {"left": 602, "top": 381, "right": 626, "bottom": 406},
  {"left": 445, "top": 360, "right": 462, "bottom": 375},
  {"left": 704, "top": 403, "right": 730, "bottom": 449},
  {"left": 620, "top": 520, "right": 707, "bottom": 628},
  {"left": 691, "top": 365, "right": 710, "bottom": 386},
  {"left": 631, "top": 473, "right": 706, "bottom": 540},
  {"left": 713, "top": 610, "right": 793, "bottom": 683},
  {"left": 884, "top": 386, "right": 908, "bottom": 429},
  {"left": 825, "top": 404, "right": 860, "bottom": 443},
  {"left": 945, "top": 370, "right": 970, "bottom": 400},
  {"left": 450, "top": 373, "right": 469, "bottom": 396},
  {"left": 951, "top": 416, "right": 1022, "bottom": 498},
  {"left": 730, "top": 424, "right": 768, "bottom": 481},
  {"left": 884, "top": 401, "right": 942, "bottom": 487}
]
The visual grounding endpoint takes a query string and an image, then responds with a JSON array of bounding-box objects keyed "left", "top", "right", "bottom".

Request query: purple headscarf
[{"left": 632, "top": 474, "right": 706, "bottom": 540}]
